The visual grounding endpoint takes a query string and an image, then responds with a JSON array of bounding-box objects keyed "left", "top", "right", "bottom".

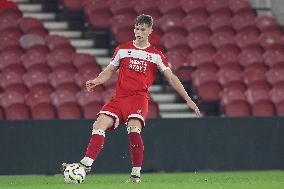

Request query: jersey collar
[{"left": 132, "top": 40, "right": 151, "bottom": 49}]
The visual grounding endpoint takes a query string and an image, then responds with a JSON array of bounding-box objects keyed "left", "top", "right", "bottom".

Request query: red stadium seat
[
  {"left": 266, "top": 67, "right": 284, "bottom": 87},
  {"left": 88, "top": 9, "right": 112, "bottom": 28},
  {"left": 108, "top": 0, "right": 135, "bottom": 15},
  {"left": 0, "top": 27, "right": 22, "bottom": 51},
  {"left": 132, "top": 0, "right": 159, "bottom": 15},
  {"left": 245, "top": 87, "right": 275, "bottom": 116},
  {"left": 18, "top": 17, "right": 44, "bottom": 33},
  {"left": 114, "top": 26, "right": 134, "bottom": 44},
  {"left": 45, "top": 35, "right": 70, "bottom": 50},
  {"left": 192, "top": 69, "right": 221, "bottom": 101},
  {"left": 221, "top": 88, "right": 250, "bottom": 116},
  {"left": 179, "top": 0, "right": 206, "bottom": 15},
  {"left": 242, "top": 67, "right": 269, "bottom": 89},
  {"left": 234, "top": 30, "right": 262, "bottom": 52},
  {"left": 51, "top": 90, "right": 81, "bottom": 119},
  {"left": 60, "top": 0, "right": 83, "bottom": 11},
  {"left": 205, "top": 0, "right": 230, "bottom": 14},
  {"left": 228, "top": 0, "right": 255, "bottom": 15},
  {"left": 25, "top": 26, "right": 49, "bottom": 38},
  {"left": 75, "top": 63, "right": 102, "bottom": 89},
  {"left": 255, "top": 16, "right": 282, "bottom": 33},
  {"left": 217, "top": 67, "right": 244, "bottom": 89},
  {"left": 157, "top": 0, "right": 184, "bottom": 17},
  {"left": 111, "top": 13, "right": 136, "bottom": 36},
  {"left": 46, "top": 44, "right": 76, "bottom": 72},
  {"left": 0, "top": 71, "right": 28, "bottom": 95},
  {"left": 186, "top": 32, "right": 211, "bottom": 50},
  {"left": 210, "top": 30, "right": 235, "bottom": 49},
  {"left": 166, "top": 50, "right": 189, "bottom": 71},
  {"left": 182, "top": 14, "right": 209, "bottom": 34},
  {"left": 148, "top": 100, "right": 159, "bottom": 118},
  {"left": 189, "top": 46, "right": 216, "bottom": 68},
  {"left": 270, "top": 86, "right": 284, "bottom": 115},
  {"left": 21, "top": 45, "right": 51, "bottom": 74},
  {"left": 161, "top": 31, "right": 187, "bottom": 50},
  {"left": 23, "top": 71, "right": 53, "bottom": 93},
  {"left": 72, "top": 53, "right": 98, "bottom": 69},
  {"left": 208, "top": 12, "right": 232, "bottom": 32},
  {"left": 214, "top": 46, "right": 240, "bottom": 68},
  {"left": 158, "top": 15, "right": 186, "bottom": 35},
  {"left": 0, "top": 91, "right": 30, "bottom": 120},
  {"left": 76, "top": 90, "right": 104, "bottom": 119},
  {"left": 25, "top": 90, "right": 55, "bottom": 119},
  {"left": 0, "top": 9, "right": 22, "bottom": 31},
  {"left": 49, "top": 70, "right": 79, "bottom": 93},
  {"left": 259, "top": 31, "right": 284, "bottom": 50},
  {"left": 263, "top": 49, "right": 284, "bottom": 68},
  {"left": 231, "top": 13, "right": 257, "bottom": 33},
  {"left": 238, "top": 48, "right": 265, "bottom": 68},
  {"left": 0, "top": 47, "right": 26, "bottom": 75}
]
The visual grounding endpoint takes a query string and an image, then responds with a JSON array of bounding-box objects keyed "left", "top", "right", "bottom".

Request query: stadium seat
[
  {"left": 76, "top": 90, "right": 104, "bottom": 119},
  {"left": 245, "top": 87, "right": 275, "bottom": 116},
  {"left": 148, "top": 100, "right": 159, "bottom": 118},
  {"left": 157, "top": 0, "right": 184, "bottom": 17},
  {"left": 192, "top": 69, "right": 221, "bottom": 101},
  {"left": 111, "top": 13, "right": 137, "bottom": 36},
  {"left": 263, "top": 49, "right": 284, "bottom": 68},
  {"left": 25, "top": 26, "right": 49, "bottom": 38},
  {"left": 270, "top": 86, "right": 284, "bottom": 115},
  {"left": 60, "top": 0, "right": 83, "bottom": 11},
  {"left": 205, "top": 0, "right": 230, "bottom": 14},
  {"left": 0, "top": 71, "right": 28, "bottom": 95},
  {"left": 49, "top": 70, "right": 79, "bottom": 93},
  {"left": 234, "top": 30, "right": 262, "bottom": 52},
  {"left": 231, "top": 13, "right": 257, "bottom": 33},
  {"left": 25, "top": 90, "right": 56, "bottom": 119},
  {"left": 132, "top": 0, "right": 159, "bottom": 16},
  {"left": 266, "top": 67, "right": 284, "bottom": 87},
  {"left": 161, "top": 31, "right": 187, "bottom": 50},
  {"left": 259, "top": 31, "right": 284, "bottom": 50},
  {"left": 221, "top": 88, "right": 250, "bottom": 116},
  {"left": 46, "top": 44, "right": 76, "bottom": 72},
  {"left": 210, "top": 30, "right": 235, "bottom": 49},
  {"left": 23, "top": 71, "right": 53, "bottom": 93},
  {"left": 108, "top": 0, "right": 135, "bottom": 15},
  {"left": 51, "top": 90, "right": 81, "bottom": 119},
  {"left": 0, "top": 27, "right": 22, "bottom": 51},
  {"left": 214, "top": 46, "right": 240, "bottom": 68},
  {"left": 217, "top": 67, "right": 245, "bottom": 90},
  {"left": 228, "top": 0, "right": 255, "bottom": 15},
  {"left": 21, "top": 45, "right": 51, "bottom": 74},
  {"left": 158, "top": 14, "right": 186, "bottom": 35},
  {"left": 255, "top": 16, "right": 282, "bottom": 33},
  {"left": 45, "top": 35, "right": 70, "bottom": 50},
  {"left": 19, "top": 34, "right": 45, "bottom": 49},
  {"left": 166, "top": 49, "right": 189, "bottom": 71},
  {"left": 186, "top": 32, "right": 211, "bottom": 50},
  {"left": 0, "top": 47, "right": 26, "bottom": 75},
  {"left": 75, "top": 63, "right": 102, "bottom": 89},
  {"left": 72, "top": 53, "right": 98, "bottom": 69},
  {"left": 182, "top": 14, "right": 209, "bottom": 34},
  {"left": 0, "top": 91, "right": 30, "bottom": 120},
  {"left": 189, "top": 46, "right": 216, "bottom": 68},
  {"left": 0, "top": 9, "right": 22, "bottom": 31},
  {"left": 242, "top": 67, "right": 269, "bottom": 90},
  {"left": 208, "top": 12, "right": 232, "bottom": 32},
  {"left": 88, "top": 9, "right": 112, "bottom": 28},
  {"left": 238, "top": 48, "right": 265, "bottom": 68},
  {"left": 18, "top": 17, "right": 44, "bottom": 33}
]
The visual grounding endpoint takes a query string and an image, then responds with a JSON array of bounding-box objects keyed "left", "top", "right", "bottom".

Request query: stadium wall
[{"left": 0, "top": 117, "right": 284, "bottom": 175}]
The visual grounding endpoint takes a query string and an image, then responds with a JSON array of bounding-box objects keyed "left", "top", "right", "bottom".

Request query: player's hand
[
  {"left": 193, "top": 106, "right": 201, "bottom": 117},
  {"left": 187, "top": 101, "right": 201, "bottom": 117},
  {"left": 85, "top": 79, "right": 99, "bottom": 92}
]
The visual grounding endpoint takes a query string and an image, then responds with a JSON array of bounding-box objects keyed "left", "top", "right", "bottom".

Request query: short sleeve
[
  {"left": 156, "top": 51, "right": 170, "bottom": 72},
  {"left": 110, "top": 46, "right": 121, "bottom": 67}
]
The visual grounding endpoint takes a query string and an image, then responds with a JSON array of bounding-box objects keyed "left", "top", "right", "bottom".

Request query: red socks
[
  {"left": 85, "top": 133, "right": 105, "bottom": 160},
  {"left": 128, "top": 132, "right": 144, "bottom": 167}
]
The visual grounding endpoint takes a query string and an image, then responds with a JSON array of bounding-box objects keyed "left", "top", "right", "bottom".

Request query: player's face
[{"left": 134, "top": 24, "right": 152, "bottom": 42}]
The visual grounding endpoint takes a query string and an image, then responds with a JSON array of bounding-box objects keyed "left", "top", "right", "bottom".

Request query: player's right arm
[{"left": 86, "top": 64, "right": 118, "bottom": 92}]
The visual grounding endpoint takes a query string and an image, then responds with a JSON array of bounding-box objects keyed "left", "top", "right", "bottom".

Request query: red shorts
[{"left": 98, "top": 95, "right": 148, "bottom": 129}]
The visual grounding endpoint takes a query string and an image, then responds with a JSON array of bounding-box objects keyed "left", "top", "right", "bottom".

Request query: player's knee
[
  {"left": 93, "top": 114, "right": 114, "bottom": 131},
  {"left": 127, "top": 125, "right": 142, "bottom": 134}
]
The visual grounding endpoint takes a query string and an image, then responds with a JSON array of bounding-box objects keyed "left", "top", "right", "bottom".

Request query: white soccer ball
[{"left": 63, "top": 163, "right": 86, "bottom": 184}]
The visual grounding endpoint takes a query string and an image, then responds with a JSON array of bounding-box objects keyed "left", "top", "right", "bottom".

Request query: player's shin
[
  {"left": 127, "top": 126, "right": 144, "bottom": 179},
  {"left": 81, "top": 128, "right": 105, "bottom": 168}
]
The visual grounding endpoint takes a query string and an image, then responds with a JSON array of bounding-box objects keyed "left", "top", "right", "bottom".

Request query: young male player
[{"left": 62, "top": 14, "right": 201, "bottom": 182}]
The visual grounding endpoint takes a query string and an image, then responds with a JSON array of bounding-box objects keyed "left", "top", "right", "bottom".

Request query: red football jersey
[{"left": 110, "top": 41, "right": 170, "bottom": 97}]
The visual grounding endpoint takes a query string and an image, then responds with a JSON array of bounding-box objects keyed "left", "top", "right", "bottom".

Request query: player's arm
[
  {"left": 163, "top": 69, "right": 201, "bottom": 117},
  {"left": 86, "top": 64, "right": 118, "bottom": 92}
]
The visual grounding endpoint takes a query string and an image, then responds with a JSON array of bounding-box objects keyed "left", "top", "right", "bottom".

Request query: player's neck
[{"left": 133, "top": 40, "right": 150, "bottom": 49}]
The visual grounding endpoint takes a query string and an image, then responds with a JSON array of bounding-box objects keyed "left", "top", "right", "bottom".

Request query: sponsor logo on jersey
[{"left": 129, "top": 59, "right": 147, "bottom": 73}]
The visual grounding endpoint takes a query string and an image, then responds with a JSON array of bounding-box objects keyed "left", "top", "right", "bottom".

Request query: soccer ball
[{"left": 63, "top": 163, "right": 86, "bottom": 184}]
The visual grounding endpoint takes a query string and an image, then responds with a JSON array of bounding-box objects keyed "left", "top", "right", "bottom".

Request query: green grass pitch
[{"left": 1, "top": 171, "right": 283, "bottom": 189}]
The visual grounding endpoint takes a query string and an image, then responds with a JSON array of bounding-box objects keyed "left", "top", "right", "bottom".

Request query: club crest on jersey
[
  {"left": 146, "top": 53, "right": 153, "bottom": 61},
  {"left": 129, "top": 59, "right": 147, "bottom": 73}
]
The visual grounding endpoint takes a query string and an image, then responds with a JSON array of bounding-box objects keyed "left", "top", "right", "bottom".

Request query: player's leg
[
  {"left": 79, "top": 114, "right": 114, "bottom": 171},
  {"left": 127, "top": 118, "right": 144, "bottom": 182},
  {"left": 62, "top": 114, "right": 114, "bottom": 173}
]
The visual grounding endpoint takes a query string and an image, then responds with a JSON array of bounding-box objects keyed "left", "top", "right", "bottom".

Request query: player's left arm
[{"left": 163, "top": 69, "right": 201, "bottom": 117}]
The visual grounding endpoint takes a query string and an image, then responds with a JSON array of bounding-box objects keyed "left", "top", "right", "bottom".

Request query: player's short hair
[{"left": 135, "top": 14, "right": 153, "bottom": 27}]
